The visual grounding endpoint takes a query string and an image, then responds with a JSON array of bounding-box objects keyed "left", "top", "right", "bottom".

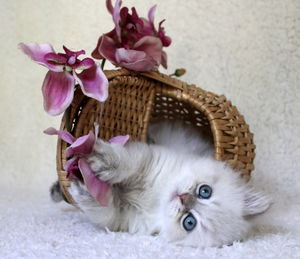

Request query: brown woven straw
[{"left": 56, "top": 69, "right": 255, "bottom": 204}]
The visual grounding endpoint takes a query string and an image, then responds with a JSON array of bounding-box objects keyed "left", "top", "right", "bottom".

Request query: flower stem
[{"left": 101, "top": 59, "right": 106, "bottom": 70}]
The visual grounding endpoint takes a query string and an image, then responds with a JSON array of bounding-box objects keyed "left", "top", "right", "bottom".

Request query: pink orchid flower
[
  {"left": 92, "top": 0, "right": 171, "bottom": 72},
  {"left": 44, "top": 127, "right": 129, "bottom": 206},
  {"left": 19, "top": 43, "right": 109, "bottom": 115}
]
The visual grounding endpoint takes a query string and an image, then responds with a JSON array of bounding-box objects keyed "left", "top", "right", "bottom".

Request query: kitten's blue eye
[
  {"left": 198, "top": 184, "right": 212, "bottom": 199},
  {"left": 182, "top": 213, "right": 197, "bottom": 232}
]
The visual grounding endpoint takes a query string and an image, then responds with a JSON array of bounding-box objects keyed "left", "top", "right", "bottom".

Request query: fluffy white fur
[{"left": 67, "top": 121, "right": 270, "bottom": 248}]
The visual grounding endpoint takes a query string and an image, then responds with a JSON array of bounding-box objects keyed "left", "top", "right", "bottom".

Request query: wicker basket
[{"left": 56, "top": 69, "right": 255, "bottom": 204}]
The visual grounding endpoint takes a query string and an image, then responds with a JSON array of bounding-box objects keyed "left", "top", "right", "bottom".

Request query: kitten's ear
[{"left": 243, "top": 188, "right": 271, "bottom": 217}]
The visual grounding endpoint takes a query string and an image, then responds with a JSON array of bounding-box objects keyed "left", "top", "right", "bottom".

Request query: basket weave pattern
[{"left": 57, "top": 69, "right": 255, "bottom": 204}]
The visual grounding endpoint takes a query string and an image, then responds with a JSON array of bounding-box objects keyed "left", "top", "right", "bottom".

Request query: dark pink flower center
[
  {"left": 110, "top": 4, "right": 171, "bottom": 50},
  {"left": 44, "top": 46, "right": 94, "bottom": 72},
  {"left": 67, "top": 56, "right": 76, "bottom": 65},
  {"left": 117, "top": 7, "right": 150, "bottom": 48},
  {"left": 67, "top": 165, "right": 84, "bottom": 181}
]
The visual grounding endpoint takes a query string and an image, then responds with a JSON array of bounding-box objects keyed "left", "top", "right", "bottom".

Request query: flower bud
[{"left": 174, "top": 68, "right": 186, "bottom": 77}]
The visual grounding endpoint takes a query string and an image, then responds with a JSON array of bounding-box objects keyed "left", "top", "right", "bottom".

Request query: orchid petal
[
  {"left": 134, "top": 36, "right": 163, "bottom": 65},
  {"left": 91, "top": 36, "right": 105, "bottom": 59},
  {"left": 109, "top": 135, "right": 130, "bottom": 146},
  {"left": 115, "top": 48, "right": 147, "bottom": 63},
  {"left": 42, "top": 71, "right": 75, "bottom": 115},
  {"left": 161, "top": 35, "right": 172, "bottom": 47},
  {"left": 64, "top": 157, "right": 83, "bottom": 181},
  {"left": 68, "top": 169, "right": 83, "bottom": 181},
  {"left": 120, "top": 7, "right": 129, "bottom": 25},
  {"left": 74, "top": 58, "right": 95, "bottom": 70},
  {"left": 161, "top": 50, "right": 168, "bottom": 69},
  {"left": 18, "top": 42, "right": 63, "bottom": 72},
  {"left": 113, "top": 0, "right": 122, "bottom": 40},
  {"left": 63, "top": 46, "right": 85, "bottom": 57},
  {"left": 65, "top": 131, "right": 95, "bottom": 157},
  {"left": 98, "top": 35, "right": 118, "bottom": 64},
  {"left": 158, "top": 20, "right": 172, "bottom": 47},
  {"left": 115, "top": 48, "right": 156, "bottom": 71},
  {"left": 148, "top": 5, "right": 156, "bottom": 25},
  {"left": 63, "top": 156, "right": 79, "bottom": 171},
  {"left": 131, "top": 8, "right": 143, "bottom": 28},
  {"left": 78, "top": 158, "right": 110, "bottom": 206},
  {"left": 74, "top": 64, "right": 109, "bottom": 102},
  {"left": 120, "top": 59, "right": 157, "bottom": 71},
  {"left": 91, "top": 31, "right": 118, "bottom": 60},
  {"left": 106, "top": 0, "right": 114, "bottom": 14},
  {"left": 119, "top": 58, "right": 157, "bottom": 71},
  {"left": 126, "top": 23, "right": 134, "bottom": 30},
  {"left": 139, "top": 18, "right": 153, "bottom": 36},
  {"left": 44, "top": 53, "right": 67, "bottom": 65},
  {"left": 43, "top": 127, "right": 76, "bottom": 144}
]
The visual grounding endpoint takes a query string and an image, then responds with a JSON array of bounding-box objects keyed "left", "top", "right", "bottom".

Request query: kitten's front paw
[
  {"left": 68, "top": 180, "right": 93, "bottom": 204},
  {"left": 85, "top": 140, "right": 119, "bottom": 182},
  {"left": 86, "top": 154, "right": 114, "bottom": 182},
  {"left": 86, "top": 153, "right": 107, "bottom": 174}
]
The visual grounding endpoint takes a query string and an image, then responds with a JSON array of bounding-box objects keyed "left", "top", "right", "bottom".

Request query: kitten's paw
[
  {"left": 95, "top": 169, "right": 114, "bottom": 182},
  {"left": 86, "top": 140, "right": 119, "bottom": 182},
  {"left": 86, "top": 154, "right": 115, "bottom": 182},
  {"left": 68, "top": 180, "right": 93, "bottom": 204},
  {"left": 86, "top": 153, "right": 107, "bottom": 174}
]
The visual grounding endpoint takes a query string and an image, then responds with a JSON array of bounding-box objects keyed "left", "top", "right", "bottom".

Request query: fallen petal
[
  {"left": 65, "top": 131, "right": 95, "bottom": 157},
  {"left": 18, "top": 42, "right": 63, "bottom": 72},
  {"left": 109, "top": 135, "right": 130, "bottom": 145},
  {"left": 75, "top": 64, "right": 109, "bottom": 102},
  {"left": 78, "top": 158, "right": 110, "bottom": 206},
  {"left": 42, "top": 71, "right": 75, "bottom": 115},
  {"left": 43, "top": 127, "right": 76, "bottom": 144}
]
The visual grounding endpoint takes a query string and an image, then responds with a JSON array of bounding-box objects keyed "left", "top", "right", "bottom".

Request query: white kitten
[{"left": 53, "top": 121, "right": 270, "bottom": 247}]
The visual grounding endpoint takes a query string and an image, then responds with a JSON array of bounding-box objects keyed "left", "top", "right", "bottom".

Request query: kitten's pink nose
[{"left": 179, "top": 193, "right": 190, "bottom": 205}]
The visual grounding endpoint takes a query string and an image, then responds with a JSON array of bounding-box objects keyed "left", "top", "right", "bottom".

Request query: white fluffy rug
[{"left": 1, "top": 185, "right": 299, "bottom": 259}]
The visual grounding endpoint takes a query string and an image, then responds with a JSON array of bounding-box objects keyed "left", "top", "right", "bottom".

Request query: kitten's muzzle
[{"left": 179, "top": 193, "right": 196, "bottom": 210}]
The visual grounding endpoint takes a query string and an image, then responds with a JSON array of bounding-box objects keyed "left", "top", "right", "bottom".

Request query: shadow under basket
[{"left": 56, "top": 69, "right": 255, "bottom": 204}]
